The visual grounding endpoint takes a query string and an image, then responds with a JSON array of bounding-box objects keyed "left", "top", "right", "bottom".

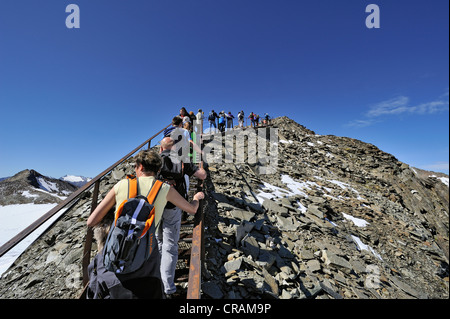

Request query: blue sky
[{"left": 0, "top": 0, "right": 448, "bottom": 178}]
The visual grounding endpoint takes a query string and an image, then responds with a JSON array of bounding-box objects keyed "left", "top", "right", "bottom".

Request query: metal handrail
[
  {"left": 186, "top": 196, "right": 204, "bottom": 299},
  {"left": 0, "top": 124, "right": 171, "bottom": 258},
  {"left": 187, "top": 128, "right": 205, "bottom": 299}
]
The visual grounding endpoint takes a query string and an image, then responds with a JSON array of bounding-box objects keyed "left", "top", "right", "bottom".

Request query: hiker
[
  {"left": 208, "top": 110, "right": 218, "bottom": 133},
  {"left": 164, "top": 116, "right": 181, "bottom": 138},
  {"left": 264, "top": 113, "right": 270, "bottom": 125},
  {"left": 188, "top": 111, "right": 196, "bottom": 128},
  {"left": 218, "top": 111, "right": 226, "bottom": 133},
  {"left": 248, "top": 112, "right": 256, "bottom": 127},
  {"left": 157, "top": 137, "right": 207, "bottom": 297},
  {"left": 183, "top": 115, "right": 191, "bottom": 132},
  {"left": 179, "top": 107, "right": 189, "bottom": 119},
  {"left": 237, "top": 110, "right": 244, "bottom": 128},
  {"left": 255, "top": 114, "right": 260, "bottom": 127},
  {"left": 86, "top": 150, "right": 204, "bottom": 299},
  {"left": 196, "top": 109, "right": 204, "bottom": 133},
  {"left": 196, "top": 109, "right": 204, "bottom": 123},
  {"left": 164, "top": 116, "right": 202, "bottom": 164},
  {"left": 226, "top": 112, "right": 234, "bottom": 131}
]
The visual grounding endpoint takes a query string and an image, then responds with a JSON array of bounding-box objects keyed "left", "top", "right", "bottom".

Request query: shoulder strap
[
  {"left": 127, "top": 177, "right": 138, "bottom": 199},
  {"left": 114, "top": 177, "right": 137, "bottom": 226},
  {"left": 140, "top": 180, "right": 164, "bottom": 238},
  {"left": 146, "top": 180, "right": 163, "bottom": 205}
]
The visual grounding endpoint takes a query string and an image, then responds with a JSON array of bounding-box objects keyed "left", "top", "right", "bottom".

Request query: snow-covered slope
[
  {"left": 0, "top": 169, "right": 78, "bottom": 206},
  {"left": 0, "top": 170, "right": 80, "bottom": 275},
  {"left": 60, "top": 175, "right": 91, "bottom": 188},
  {"left": 0, "top": 203, "right": 67, "bottom": 275}
]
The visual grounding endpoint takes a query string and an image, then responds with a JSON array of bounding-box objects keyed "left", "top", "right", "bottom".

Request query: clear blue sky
[{"left": 0, "top": 0, "right": 448, "bottom": 178}]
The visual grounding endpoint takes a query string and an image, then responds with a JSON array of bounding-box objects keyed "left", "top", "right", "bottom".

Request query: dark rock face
[{"left": 0, "top": 117, "right": 448, "bottom": 299}]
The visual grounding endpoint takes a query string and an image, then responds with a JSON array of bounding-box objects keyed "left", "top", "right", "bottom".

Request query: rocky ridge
[
  {"left": 0, "top": 162, "right": 137, "bottom": 298},
  {"left": 0, "top": 169, "right": 78, "bottom": 206},
  {"left": 200, "top": 116, "right": 449, "bottom": 299},
  {"left": 0, "top": 117, "right": 448, "bottom": 299}
]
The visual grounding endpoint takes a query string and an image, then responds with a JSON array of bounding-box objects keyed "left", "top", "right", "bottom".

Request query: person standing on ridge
[
  {"left": 196, "top": 109, "right": 204, "bottom": 133},
  {"left": 248, "top": 112, "right": 255, "bottom": 127},
  {"left": 238, "top": 110, "right": 244, "bottom": 128},
  {"left": 264, "top": 113, "right": 271, "bottom": 125},
  {"left": 208, "top": 109, "right": 218, "bottom": 134},
  {"left": 226, "top": 111, "right": 234, "bottom": 131},
  {"left": 218, "top": 111, "right": 226, "bottom": 133}
]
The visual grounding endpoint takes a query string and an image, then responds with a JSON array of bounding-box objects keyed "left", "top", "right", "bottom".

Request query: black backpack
[{"left": 158, "top": 152, "right": 186, "bottom": 209}]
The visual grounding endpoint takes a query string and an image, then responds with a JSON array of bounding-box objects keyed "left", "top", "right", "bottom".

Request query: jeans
[
  {"left": 156, "top": 206, "right": 182, "bottom": 295},
  {"left": 209, "top": 120, "right": 216, "bottom": 133}
]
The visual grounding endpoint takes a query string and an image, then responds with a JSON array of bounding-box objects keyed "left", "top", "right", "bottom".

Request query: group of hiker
[
  {"left": 174, "top": 107, "right": 272, "bottom": 134},
  {"left": 205, "top": 109, "right": 271, "bottom": 133},
  {"left": 178, "top": 107, "right": 205, "bottom": 133},
  {"left": 85, "top": 106, "right": 272, "bottom": 299},
  {"left": 86, "top": 111, "right": 207, "bottom": 299}
]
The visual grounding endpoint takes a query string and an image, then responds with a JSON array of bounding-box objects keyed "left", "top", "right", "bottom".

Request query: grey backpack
[{"left": 102, "top": 177, "right": 163, "bottom": 274}]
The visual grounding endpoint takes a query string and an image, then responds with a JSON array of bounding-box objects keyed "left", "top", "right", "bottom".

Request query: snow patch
[
  {"left": 21, "top": 191, "right": 39, "bottom": 199},
  {"left": 351, "top": 235, "right": 383, "bottom": 261},
  {"left": 430, "top": 175, "right": 449, "bottom": 187},
  {"left": 36, "top": 177, "right": 59, "bottom": 193},
  {"left": 342, "top": 212, "right": 370, "bottom": 227},
  {"left": 0, "top": 203, "right": 67, "bottom": 275},
  {"left": 256, "top": 181, "right": 293, "bottom": 203},
  {"left": 281, "top": 175, "right": 318, "bottom": 198}
]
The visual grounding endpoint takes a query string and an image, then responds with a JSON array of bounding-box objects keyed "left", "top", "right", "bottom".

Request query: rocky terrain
[
  {"left": 0, "top": 163, "right": 136, "bottom": 298},
  {"left": 200, "top": 117, "right": 449, "bottom": 299},
  {"left": 0, "top": 169, "right": 78, "bottom": 206},
  {"left": 0, "top": 116, "right": 448, "bottom": 299}
]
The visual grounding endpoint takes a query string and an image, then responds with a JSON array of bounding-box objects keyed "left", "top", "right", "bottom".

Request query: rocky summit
[
  {"left": 201, "top": 116, "right": 449, "bottom": 299},
  {"left": 0, "top": 116, "right": 448, "bottom": 299},
  {"left": 0, "top": 169, "right": 78, "bottom": 206}
]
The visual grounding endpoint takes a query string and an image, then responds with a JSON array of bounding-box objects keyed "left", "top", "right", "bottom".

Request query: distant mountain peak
[
  {"left": 60, "top": 175, "right": 92, "bottom": 188},
  {"left": 0, "top": 169, "right": 78, "bottom": 206}
]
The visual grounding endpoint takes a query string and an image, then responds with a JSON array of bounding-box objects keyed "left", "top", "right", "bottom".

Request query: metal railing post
[{"left": 82, "top": 180, "right": 100, "bottom": 286}]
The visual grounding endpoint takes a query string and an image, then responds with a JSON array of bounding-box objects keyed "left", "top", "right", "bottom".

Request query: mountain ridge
[
  {"left": 0, "top": 116, "right": 448, "bottom": 299},
  {"left": 60, "top": 175, "right": 92, "bottom": 188},
  {"left": 201, "top": 116, "right": 449, "bottom": 299},
  {"left": 0, "top": 169, "right": 78, "bottom": 206}
]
